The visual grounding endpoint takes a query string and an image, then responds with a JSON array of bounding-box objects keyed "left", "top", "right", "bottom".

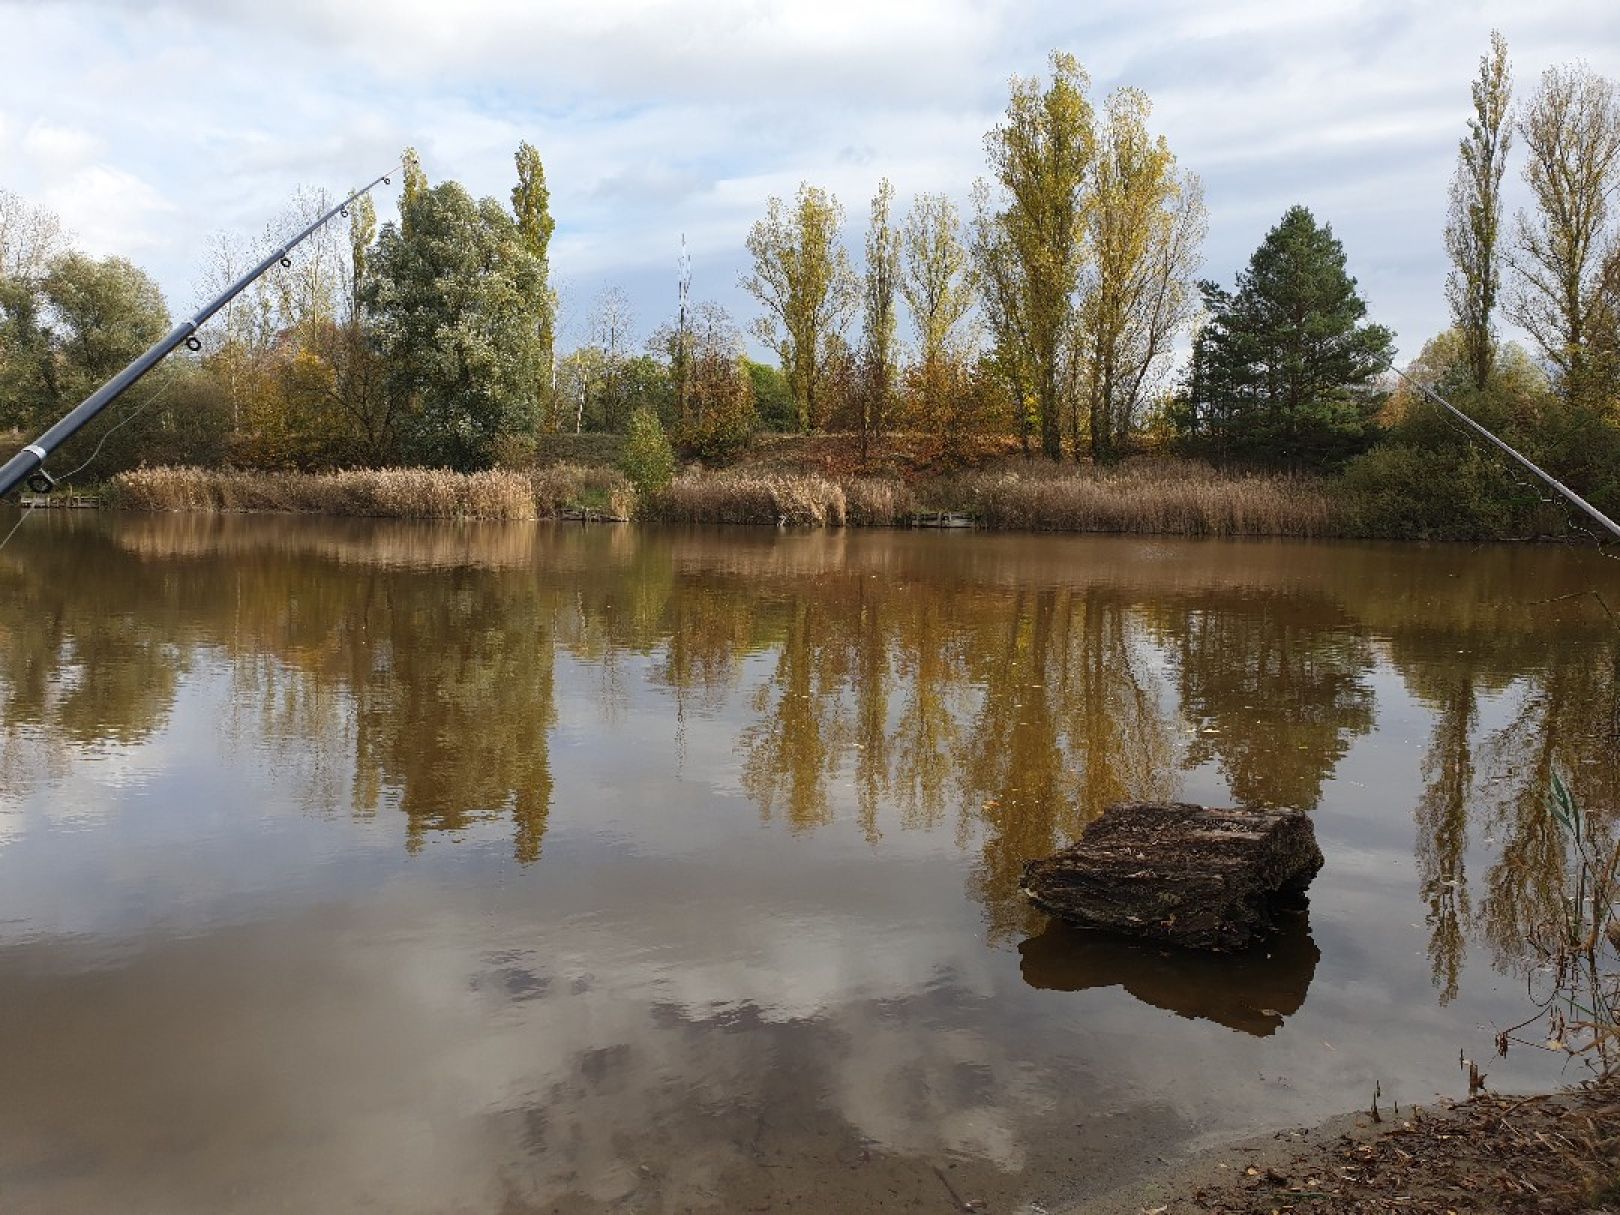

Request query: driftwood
[{"left": 1018, "top": 801, "right": 1324, "bottom": 952}]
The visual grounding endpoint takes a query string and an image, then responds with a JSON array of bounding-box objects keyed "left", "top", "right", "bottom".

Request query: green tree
[
  {"left": 976, "top": 50, "right": 1095, "bottom": 460},
  {"left": 900, "top": 192, "right": 977, "bottom": 416},
  {"left": 512, "top": 141, "right": 558, "bottom": 416},
  {"left": 857, "top": 178, "right": 902, "bottom": 459},
  {"left": 1445, "top": 30, "right": 1513, "bottom": 394},
  {"left": 654, "top": 301, "right": 756, "bottom": 460},
  {"left": 365, "top": 181, "right": 548, "bottom": 470},
  {"left": 741, "top": 183, "right": 858, "bottom": 431},
  {"left": 399, "top": 146, "right": 428, "bottom": 236},
  {"left": 620, "top": 404, "right": 676, "bottom": 495},
  {"left": 1176, "top": 205, "right": 1393, "bottom": 469},
  {"left": 0, "top": 274, "right": 51, "bottom": 430},
  {"left": 746, "top": 358, "right": 795, "bottom": 431},
  {"left": 1077, "top": 86, "right": 1206, "bottom": 461}
]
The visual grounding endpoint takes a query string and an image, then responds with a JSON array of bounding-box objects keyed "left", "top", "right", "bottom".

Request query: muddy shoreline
[{"left": 1061, "top": 1079, "right": 1619, "bottom": 1214}]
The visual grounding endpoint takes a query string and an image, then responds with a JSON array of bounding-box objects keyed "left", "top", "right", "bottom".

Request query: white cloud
[{"left": 0, "top": 0, "right": 1618, "bottom": 359}]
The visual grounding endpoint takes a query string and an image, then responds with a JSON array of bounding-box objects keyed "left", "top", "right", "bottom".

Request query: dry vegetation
[
  {"left": 1167, "top": 1081, "right": 1619, "bottom": 1214},
  {"left": 108, "top": 466, "right": 540, "bottom": 520},
  {"left": 103, "top": 454, "right": 1345, "bottom": 537},
  {"left": 947, "top": 459, "right": 1343, "bottom": 537},
  {"left": 527, "top": 463, "right": 637, "bottom": 519}
]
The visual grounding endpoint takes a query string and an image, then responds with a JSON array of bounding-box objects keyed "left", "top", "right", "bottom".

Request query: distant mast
[{"left": 676, "top": 234, "right": 692, "bottom": 424}]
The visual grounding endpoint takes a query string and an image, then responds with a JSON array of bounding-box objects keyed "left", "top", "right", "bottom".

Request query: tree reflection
[{"left": 5, "top": 512, "right": 1617, "bottom": 1013}]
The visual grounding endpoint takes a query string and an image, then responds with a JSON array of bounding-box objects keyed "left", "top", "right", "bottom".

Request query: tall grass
[
  {"left": 649, "top": 471, "right": 841, "bottom": 526},
  {"left": 528, "top": 463, "right": 637, "bottom": 520},
  {"left": 1500, "top": 771, "right": 1620, "bottom": 1077},
  {"left": 106, "top": 459, "right": 1344, "bottom": 536},
  {"left": 109, "top": 467, "right": 538, "bottom": 520},
  {"left": 948, "top": 459, "right": 1342, "bottom": 537}
]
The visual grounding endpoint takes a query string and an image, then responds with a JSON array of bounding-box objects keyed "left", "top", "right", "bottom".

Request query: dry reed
[
  {"left": 106, "top": 459, "right": 1341, "bottom": 537},
  {"left": 528, "top": 463, "right": 637, "bottom": 520},
  {"left": 109, "top": 466, "right": 539, "bottom": 520},
  {"left": 951, "top": 460, "right": 1342, "bottom": 537},
  {"left": 647, "top": 471, "right": 878, "bottom": 526}
]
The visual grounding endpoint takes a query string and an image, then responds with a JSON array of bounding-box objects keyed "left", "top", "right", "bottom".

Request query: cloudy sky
[{"left": 3, "top": 0, "right": 1619, "bottom": 363}]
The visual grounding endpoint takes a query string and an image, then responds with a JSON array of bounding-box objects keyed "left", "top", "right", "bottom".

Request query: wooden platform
[{"left": 16, "top": 493, "right": 99, "bottom": 509}]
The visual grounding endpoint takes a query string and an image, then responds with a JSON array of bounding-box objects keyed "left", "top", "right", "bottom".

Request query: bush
[
  {"left": 1342, "top": 442, "right": 1547, "bottom": 540},
  {"left": 620, "top": 406, "right": 676, "bottom": 496}
]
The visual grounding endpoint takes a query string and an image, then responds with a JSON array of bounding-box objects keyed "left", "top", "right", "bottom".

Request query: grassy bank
[{"left": 105, "top": 458, "right": 1349, "bottom": 537}]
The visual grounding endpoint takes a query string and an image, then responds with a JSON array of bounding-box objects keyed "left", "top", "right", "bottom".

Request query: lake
[{"left": 1, "top": 512, "right": 1615, "bottom": 1213}]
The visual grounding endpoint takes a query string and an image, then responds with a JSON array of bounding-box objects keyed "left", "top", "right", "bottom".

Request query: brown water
[{"left": 0, "top": 513, "right": 1615, "bottom": 1213}]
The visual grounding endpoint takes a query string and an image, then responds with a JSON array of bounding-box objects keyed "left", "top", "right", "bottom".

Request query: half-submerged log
[{"left": 1019, "top": 802, "right": 1323, "bottom": 952}]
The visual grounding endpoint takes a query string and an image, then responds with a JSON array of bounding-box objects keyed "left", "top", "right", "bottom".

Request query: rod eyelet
[
  {"left": 280, "top": 256, "right": 292, "bottom": 268},
  {"left": 185, "top": 335, "right": 202, "bottom": 352}
]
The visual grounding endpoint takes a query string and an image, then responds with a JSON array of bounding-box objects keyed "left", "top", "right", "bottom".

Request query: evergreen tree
[{"left": 1176, "top": 206, "right": 1392, "bottom": 469}]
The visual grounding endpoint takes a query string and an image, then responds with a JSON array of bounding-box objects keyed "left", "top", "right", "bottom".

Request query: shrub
[
  {"left": 1342, "top": 442, "right": 1547, "bottom": 540},
  {"left": 620, "top": 406, "right": 676, "bottom": 496}
]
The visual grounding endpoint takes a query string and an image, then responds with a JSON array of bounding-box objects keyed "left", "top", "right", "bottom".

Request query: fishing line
[
  {"left": 0, "top": 164, "right": 400, "bottom": 500},
  {"left": 57, "top": 374, "right": 183, "bottom": 487},
  {"left": 0, "top": 376, "right": 182, "bottom": 556},
  {"left": 0, "top": 500, "right": 37, "bottom": 555}
]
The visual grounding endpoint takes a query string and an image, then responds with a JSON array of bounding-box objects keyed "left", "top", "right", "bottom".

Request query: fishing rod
[
  {"left": 0, "top": 166, "right": 399, "bottom": 500},
  {"left": 1382, "top": 358, "right": 1620, "bottom": 544}
]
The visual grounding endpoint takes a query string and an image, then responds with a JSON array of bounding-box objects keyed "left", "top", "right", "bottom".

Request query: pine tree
[{"left": 1179, "top": 206, "right": 1392, "bottom": 469}]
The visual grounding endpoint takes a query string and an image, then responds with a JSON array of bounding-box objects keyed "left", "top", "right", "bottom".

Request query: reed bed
[
  {"left": 528, "top": 463, "right": 637, "bottom": 520},
  {"left": 646, "top": 471, "right": 912, "bottom": 527},
  {"left": 109, "top": 466, "right": 539, "bottom": 520},
  {"left": 843, "top": 477, "right": 922, "bottom": 526},
  {"left": 106, "top": 459, "right": 1342, "bottom": 536},
  {"left": 951, "top": 461, "right": 1342, "bottom": 537}
]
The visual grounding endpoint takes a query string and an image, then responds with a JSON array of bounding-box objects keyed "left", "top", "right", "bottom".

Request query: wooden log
[{"left": 1018, "top": 801, "right": 1324, "bottom": 952}]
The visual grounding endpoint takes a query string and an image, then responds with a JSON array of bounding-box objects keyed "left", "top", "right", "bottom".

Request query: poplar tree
[
  {"left": 1077, "top": 86, "right": 1206, "bottom": 461},
  {"left": 741, "top": 183, "right": 858, "bottom": 431},
  {"left": 1508, "top": 63, "right": 1620, "bottom": 410},
  {"left": 901, "top": 191, "right": 977, "bottom": 415},
  {"left": 399, "top": 147, "right": 428, "bottom": 238},
  {"left": 1445, "top": 30, "right": 1513, "bottom": 394},
  {"left": 858, "top": 178, "right": 902, "bottom": 458},
  {"left": 976, "top": 51, "right": 1094, "bottom": 460},
  {"left": 512, "top": 141, "right": 558, "bottom": 416}
]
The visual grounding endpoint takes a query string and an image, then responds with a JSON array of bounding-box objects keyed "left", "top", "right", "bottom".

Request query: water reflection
[
  {"left": 2, "top": 517, "right": 1616, "bottom": 961},
  {"left": 1, "top": 514, "right": 1618, "bottom": 1211},
  {"left": 1019, "top": 910, "right": 1319, "bottom": 1037}
]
